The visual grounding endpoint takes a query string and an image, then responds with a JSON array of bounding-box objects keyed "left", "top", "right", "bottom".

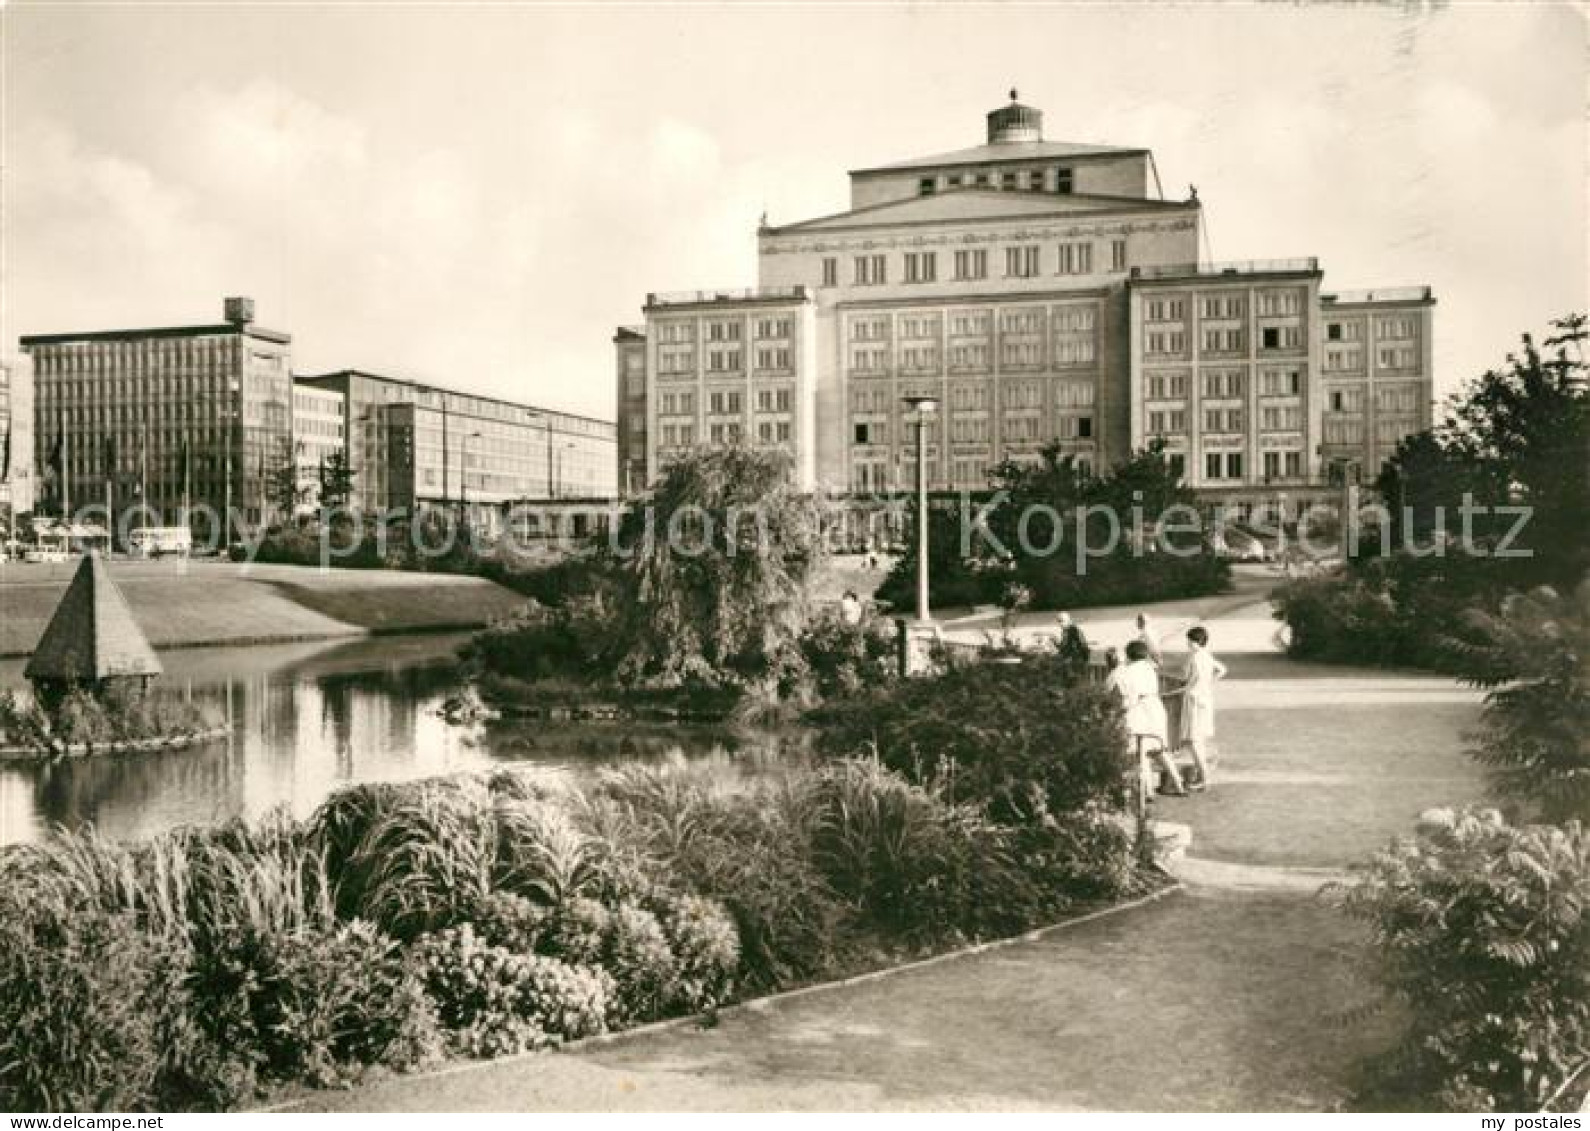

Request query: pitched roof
[
  {"left": 767, "top": 189, "right": 1195, "bottom": 235},
  {"left": 852, "top": 139, "right": 1145, "bottom": 175},
  {"left": 24, "top": 554, "right": 163, "bottom": 683}
]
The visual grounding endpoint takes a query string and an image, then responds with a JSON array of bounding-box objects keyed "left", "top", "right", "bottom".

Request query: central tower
[{"left": 986, "top": 89, "right": 1043, "bottom": 143}]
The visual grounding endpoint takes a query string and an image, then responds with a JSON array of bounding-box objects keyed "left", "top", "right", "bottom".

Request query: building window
[
  {"left": 822, "top": 257, "right": 838, "bottom": 287},
  {"left": 1111, "top": 239, "right": 1128, "bottom": 272},
  {"left": 1005, "top": 245, "right": 1042, "bottom": 278},
  {"left": 1146, "top": 298, "right": 1186, "bottom": 322},
  {"left": 1001, "top": 171, "right": 1019, "bottom": 190},
  {"left": 1057, "top": 242, "right": 1093, "bottom": 276},
  {"left": 854, "top": 254, "right": 887, "bottom": 285},
  {"left": 904, "top": 251, "right": 938, "bottom": 284},
  {"left": 1205, "top": 452, "right": 1223, "bottom": 480},
  {"left": 1078, "top": 416, "right": 1093, "bottom": 439},
  {"left": 1226, "top": 452, "right": 1244, "bottom": 479},
  {"left": 953, "top": 249, "right": 988, "bottom": 281},
  {"left": 1054, "top": 167, "right": 1074, "bottom": 194},
  {"left": 918, "top": 177, "right": 936, "bottom": 196}
]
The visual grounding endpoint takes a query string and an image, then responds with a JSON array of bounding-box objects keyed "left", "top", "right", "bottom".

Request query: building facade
[
  {"left": 293, "top": 370, "right": 617, "bottom": 526},
  {"left": 616, "top": 95, "right": 1435, "bottom": 514},
  {"left": 22, "top": 298, "right": 619, "bottom": 537},
  {"left": 23, "top": 297, "right": 293, "bottom": 530},
  {"left": 614, "top": 326, "right": 647, "bottom": 497},
  {"left": 290, "top": 382, "right": 348, "bottom": 510}
]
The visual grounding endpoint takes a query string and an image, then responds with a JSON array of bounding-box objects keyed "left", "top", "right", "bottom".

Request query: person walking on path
[
  {"left": 1172, "top": 625, "right": 1227, "bottom": 790},
  {"left": 1106, "top": 639, "right": 1185, "bottom": 796},
  {"left": 1133, "top": 612, "right": 1164, "bottom": 668},
  {"left": 839, "top": 589, "right": 863, "bottom": 626},
  {"left": 1055, "top": 610, "right": 1091, "bottom": 672}
]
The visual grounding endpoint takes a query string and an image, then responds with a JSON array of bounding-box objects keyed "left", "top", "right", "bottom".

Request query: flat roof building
[
  {"left": 293, "top": 370, "right": 617, "bottom": 530},
  {"left": 23, "top": 298, "right": 293, "bottom": 536},
  {"left": 616, "top": 94, "right": 1435, "bottom": 516}
]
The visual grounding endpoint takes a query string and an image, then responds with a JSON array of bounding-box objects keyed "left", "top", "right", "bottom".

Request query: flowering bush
[
  {"left": 1329, "top": 809, "right": 1590, "bottom": 1111},
  {"left": 409, "top": 925, "right": 613, "bottom": 1057},
  {"left": 653, "top": 893, "right": 739, "bottom": 1013},
  {"left": 602, "top": 902, "right": 678, "bottom": 1023}
]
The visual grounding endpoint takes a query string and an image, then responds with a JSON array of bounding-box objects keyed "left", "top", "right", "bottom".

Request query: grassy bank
[{"left": 0, "top": 560, "right": 528, "bottom": 657}]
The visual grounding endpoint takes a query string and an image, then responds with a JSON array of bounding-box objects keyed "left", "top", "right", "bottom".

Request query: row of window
[
  {"left": 656, "top": 421, "right": 794, "bottom": 446},
  {"left": 917, "top": 164, "right": 1076, "bottom": 196},
  {"left": 1323, "top": 345, "right": 1421, "bottom": 371},
  {"left": 851, "top": 414, "right": 1095, "bottom": 447},
  {"left": 657, "top": 388, "right": 796, "bottom": 416},
  {"left": 1322, "top": 416, "right": 1422, "bottom": 446},
  {"left": 820, "top": 239, "right": 1129, "bottom": 288},
  {"left": 654, "top": 318, "right": 792, "bottom": 345},
  {"left": 850, "top": 381, "right": 1095, "bottom": 414},
  {"left": 656, "top": 347, "right": 793, "bottom": 375},
  {"left": 1144, "top": 291, "right": 1308, "bottom": 324},
  {"left": 849, "top": 306, "right": 1097, "bottom": 343},
  {"left": 1325, "top": 316, "right": 1419, "bottom": 342},
  {"left": 1143, "top": 325, "right": 1308, "bottom": 357},
  {"left": 849, "top": 339, "right": 1097, "bottom": 374}
]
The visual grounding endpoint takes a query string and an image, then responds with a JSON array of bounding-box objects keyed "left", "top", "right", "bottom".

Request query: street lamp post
[{"left": 902, "top": 395, "right": 939, "bottom": 624}]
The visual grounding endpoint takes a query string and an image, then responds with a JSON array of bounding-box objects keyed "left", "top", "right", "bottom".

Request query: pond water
[{"left": 0, "top": 633, "right": 794, "bottom": 847}]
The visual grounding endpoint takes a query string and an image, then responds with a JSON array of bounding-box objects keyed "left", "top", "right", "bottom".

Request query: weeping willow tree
[{"left": 610, "top": 446, "right": 826, "bottom": 696}]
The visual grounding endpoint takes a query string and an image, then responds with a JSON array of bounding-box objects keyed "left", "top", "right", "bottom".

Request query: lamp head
[{"left": 902, "top": 395, "right": 940, "bottom": 415}]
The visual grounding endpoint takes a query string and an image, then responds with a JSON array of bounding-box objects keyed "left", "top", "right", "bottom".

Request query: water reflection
[{"left": 0, "top": 633, "right": 789, "bottom": 846}]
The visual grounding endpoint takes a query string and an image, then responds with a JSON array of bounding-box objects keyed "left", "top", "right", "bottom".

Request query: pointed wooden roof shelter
[{"left": 23, "top": 554, "right": 162, "bottom": 684}]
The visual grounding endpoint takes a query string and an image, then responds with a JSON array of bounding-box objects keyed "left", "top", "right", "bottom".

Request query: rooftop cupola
[{"left": 987, "top": 90, "right": 1042, "bottom": 144}]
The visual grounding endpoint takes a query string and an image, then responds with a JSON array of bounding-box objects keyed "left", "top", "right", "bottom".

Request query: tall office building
[
  {"left": 23, "top": 298, "right": 292, "bottom": 528},
  {"left": 616, "top": 95, "right": 1435, "bottom": 514}
]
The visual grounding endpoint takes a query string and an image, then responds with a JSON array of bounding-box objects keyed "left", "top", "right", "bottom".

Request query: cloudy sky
[{"left": 3, "top": 2, "right": 1584, "bottom": 420}]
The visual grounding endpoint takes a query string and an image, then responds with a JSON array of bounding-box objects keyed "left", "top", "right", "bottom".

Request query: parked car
[{"left": 1215, "top": 529, "right": 1270, "bottom": 562}]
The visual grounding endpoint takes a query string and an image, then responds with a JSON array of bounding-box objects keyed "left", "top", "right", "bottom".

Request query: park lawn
[{"left": 0, "top": 560, "right": 527, "bottom": 655}]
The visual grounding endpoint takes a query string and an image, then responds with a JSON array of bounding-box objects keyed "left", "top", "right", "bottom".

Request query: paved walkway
[{"left": 296, "top": 579, "right": 1486, "bottom": 1112}]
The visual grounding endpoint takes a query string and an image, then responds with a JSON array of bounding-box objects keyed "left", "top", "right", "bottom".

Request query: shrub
[
  {"left": 339, "top": 781, "right": 498, "bottom": 940},
  {"left": 1329, "top": 809, "right": 1590, "bottom": 1111},
  {"left": 470, "top": 890, "right": 551, "bottom": 954},
  {"left": 811, "top": 659, "right": 1131, "bottom": 825},
  {"left": 1451, "top": 581, "right": 1590, "bottom": 822},
  {"left": 465, "top": 597, "right": 616, "bottom": 685},
  {"left": 410, "top": 925, "right": 612, "bottom": 1057},
  {"left": 798, "top": 611, "right": 897, "bottom": 699},
  {"left": 541, "top": 897, "right": 611, "bottom": 966},
  {"left": 602, "top": 902, "right": 679, "bottom": 1023},
  {"left": 651, "top": 892, "right": 739, "bottom": 1013},
  {"left": 187, "top": 918, "right": 440, "bottom": 1092},
  {"left": 0, "top": 910, "right": 173, "bottom": 1112}
]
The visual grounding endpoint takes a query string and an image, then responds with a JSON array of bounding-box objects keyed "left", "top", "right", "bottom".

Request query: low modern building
[
  {"left": 292, "top": 369, "right": 617, "bottom": 528},
  {"left": 615, "top": 94, "right": 1436, "bottom": 516},
  {"left": 23, "top": 297, "right": 293, "bottom": 531}
]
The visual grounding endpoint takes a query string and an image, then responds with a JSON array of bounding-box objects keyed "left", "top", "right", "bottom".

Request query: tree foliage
[
  {"left": 1330, "top": 809, "right": 1590, "bottom": 1111},
  {"left": 264, "top": 437, "right": 309, "bottom": 520},
  {"left": 1448, "top": 580, "right": 1590, "bottom": 822},
  {"left": 1375, "top": 314, "right": 1588, "bottom": 585},
  {"left": 608, "top": 446, "right": 825, "bottom": 694},
  {"left": 879, "top": 440, "right": 1228, "bottom": 612},
  {"left": 317, "top": 451, "right": 357, "bottom": 515}
]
